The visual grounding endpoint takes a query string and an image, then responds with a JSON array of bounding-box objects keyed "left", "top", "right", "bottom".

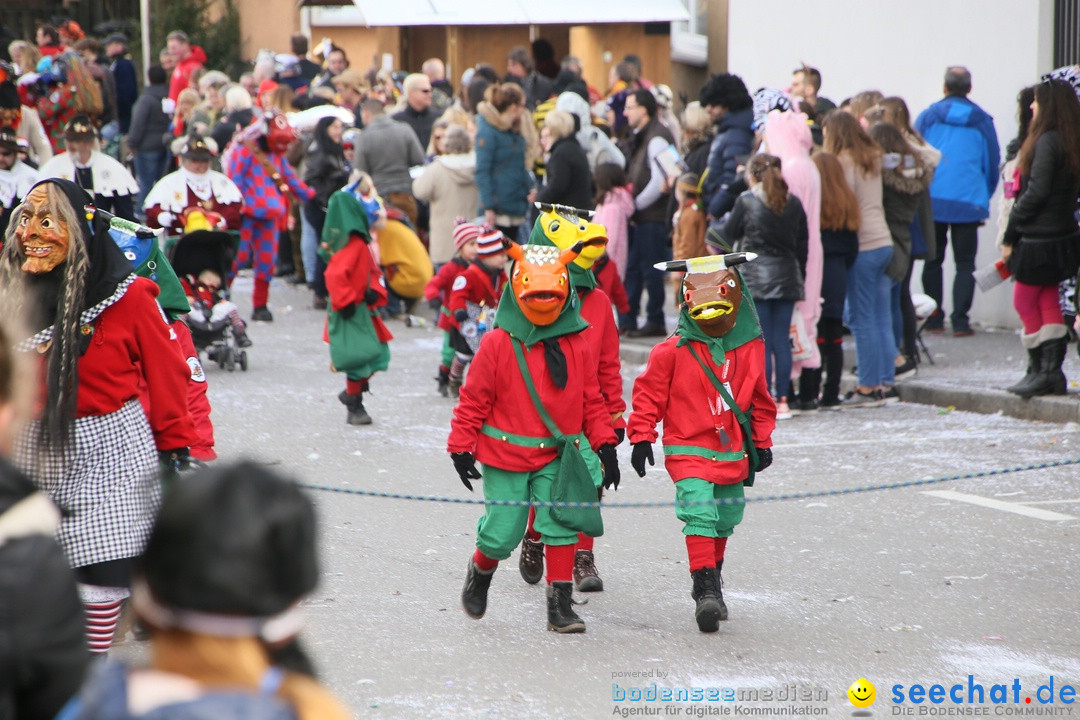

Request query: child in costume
[
  {"left": 181, "top": 268, "right": 251, "bottom": 348},
  {"left": 592, "top": 251, "right": 630, "bottom": 320},
  {"left": 448, "top": 239, "right": 620, "bottom": 634},
  {"left": 424, "top": 220, "right": 479, "bottom": 397},
  {"left": 444, "top": 226, "right": 508, "bottom": 398},
  {"left": 518, "top": 204, "right": 625, "bottom": 593},
  {"left": 320, "top": 179, "right": 393, "bottom": 425},
  {"left": 627, "top": 254, "right": 776, "bottom": 633}
]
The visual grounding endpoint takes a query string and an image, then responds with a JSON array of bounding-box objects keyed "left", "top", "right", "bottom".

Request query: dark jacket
[
  {"left": 1003, "top": 130, "right": 1080, "bottom": 285},
  {"left": 720, "top": 187, "right": 808, "bottom": 302},
  {"left": 624, "top": 116, "right": 675, "bottom": 224},
  {"left": 392, "top": 104, "right": 440, "bottom": 151},
  {"left": 303, "top": 141, "right": 349, "bottom": 230},
  {"left": 704, "top": 107, "right": 754, "bottom": 219},
  {"left": 109, "top": 56, "right": 138, "bottom": 134},
  {"left": 505, "top": 72, "right": 553, "bottom": 111},
  {"left": 536, "top": 136, "right": 593, "bottom": 210},
  {"left": 210, "top": 108, "right": 256, "bottom": 156},
  {"left": 125, "top": 83, "right": 170, "bottom": 154},
  {"left": 881, "top": 167, "right": 930, "bottom": 282},
  {"left": 0, "top": 458, "right": 89, "bottom": 720}
]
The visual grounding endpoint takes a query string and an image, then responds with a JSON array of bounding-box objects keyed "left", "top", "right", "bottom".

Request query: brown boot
[
  {"left": 518, "top": 536, "right": 544, "bottom": 584},
  {"left": 573, "top": 549, "right": 604, "bottom": 592}
]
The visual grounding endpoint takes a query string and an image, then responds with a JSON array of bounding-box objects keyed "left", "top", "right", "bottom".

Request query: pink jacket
[
  {"left": 764, "top": 111, "right": 822, "bottom": 369},
  {"left": 593, "top": 186, "right": 635, "bottom": 280}
]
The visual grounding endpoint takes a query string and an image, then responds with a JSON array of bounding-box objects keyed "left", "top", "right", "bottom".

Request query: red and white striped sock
[{"left": 84, "top": 599, "right": 125, "bottom": 654}]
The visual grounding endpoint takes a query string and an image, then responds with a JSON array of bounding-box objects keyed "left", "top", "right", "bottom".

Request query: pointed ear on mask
[
  {"left": 504, "top": 240, "right": 524, "bottom": 263},
  {"left": 557, "top": 241, "right": 584, "bottom": 267}
]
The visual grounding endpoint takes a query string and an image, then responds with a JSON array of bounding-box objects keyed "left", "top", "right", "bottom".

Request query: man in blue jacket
[
  {"left": 700, "top": 74, "right": 754, "bottom": 223},
  {"left": 915, "top": 67, "right": 1000, "bottom": 336}
]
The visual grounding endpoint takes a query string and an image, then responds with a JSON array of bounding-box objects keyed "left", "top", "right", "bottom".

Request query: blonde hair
[
  {"left": 543, "top": 110, "right": 575, "bottom": 141},
  {"left": 681, "top": 101, "right": 710, "bottom": 137},
  {"left": 0, "top": 291, "right": 31, "bottom": 453},
  {"left": 225, "top": 86, "right": 253, "bottom": 112},
  {"left": 176, "top": 88, "right": 201, "bottom": 116},
  {"left": 8, "top": 40, "right": 41, "bottom": 72}
]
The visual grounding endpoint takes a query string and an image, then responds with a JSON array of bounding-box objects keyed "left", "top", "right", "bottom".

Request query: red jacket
[
  {"left": 144, "top": 185, "right": 243, "bottom": 236},
  {"left": 68, "top": 278, "right": 197, "bottom": 450},
  {"left": 579, "top": 287, "right": 626, "bottom": 428},
  {"left": 424, "top": 258, "right": 469, "bottom": 331},
  {"left": 628, "top": 336, "right": 775, "bottom": 484},
  {"left": 593, "top": 257, "right": 629, "bottom": 315},
  {"left": 447, "top": 262, "right": 506, "bottom": 331},
  {"left": 322, "top": 238, "right": 394, "bottom": 344},
  {"left": 448, "top": 328, "right": 616, "bottom": 472},
  {"left": 169, "top": 45, "right": 207, "bottom": 101}
]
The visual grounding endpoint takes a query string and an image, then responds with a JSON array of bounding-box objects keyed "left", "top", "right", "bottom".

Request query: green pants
[
  {"left": 475, "top": 459, "right": 581, "bottom": 560},
  {"left": 440, "top": 329, "right": 454, "bottom": 368},
  {"left": 675, "top": 478, "right": 745, "bottom": 538}
]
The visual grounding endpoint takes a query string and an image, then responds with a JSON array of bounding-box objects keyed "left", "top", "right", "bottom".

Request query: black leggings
[{"left": 798, "top": 317, "right": 846, "bottom": 403}]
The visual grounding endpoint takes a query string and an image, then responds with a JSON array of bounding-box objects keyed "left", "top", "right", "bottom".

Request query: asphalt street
[{"left": 166, "top": 275, "right": 1080, "bottom": 719}]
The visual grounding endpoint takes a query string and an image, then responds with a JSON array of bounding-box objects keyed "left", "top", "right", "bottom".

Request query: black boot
[
  {"left": 462, "top": 560, "right": 495, "bottom": 619},
  {"left": 1011, "top": 338, "right": 1067, "bottom": 398},
  {"left": 1006, "top": 345, "right": 1042, "bottom": 395},
  {"left": 691, "top": 567, "right": 723, "bottom": 633},
  {"left": 437, "top": 368, "right": 450, "bottom": 397},
  {"left": 338, "top": 390, "right": 372, "bottom": 425},
  {"left": 715, "top": 560, "right": 728, "bottom": 621},
  {"left": 546, "top": 581, "right": 585, "bottom": 633}
]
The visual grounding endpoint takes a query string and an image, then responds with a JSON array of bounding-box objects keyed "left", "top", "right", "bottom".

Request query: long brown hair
[
  {"left": 1018, "top": 79, "right": 1080, "bottom": 180},
  {"left": 812, "top": 152, "right": 860, "bottom": 232},
  {"left": 877, "top": 96, "right": 922, "bottom": 142},
  {"left": 747, "top": 154, "right": 788, "bottom": 214},
  {"left": 823, "top": 111, "right": 881, "bottom": 176}
]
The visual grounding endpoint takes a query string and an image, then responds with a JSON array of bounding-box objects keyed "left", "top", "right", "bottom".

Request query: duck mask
[
  {"left": 533, "top": 203, "right": 607, "bottom": 269},
  {"left": 265, "top": 112, "right": 296, "bottom": 155},
  {"left": 506, "top": 239, "right": 584, "bottom": 326}
]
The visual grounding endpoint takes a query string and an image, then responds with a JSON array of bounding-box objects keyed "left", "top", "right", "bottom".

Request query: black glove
[
  {"left": 158, "top": 448, "right": 192, "bottom": 472},
  {"left": 454, "top": 308, "right": 468, "bottom": 323},
  {"left": 614, "top": 427, "right": 625, "bottom": 445},
  {"left": 630, "top": 441, "right": 654, "bottom": 477},
  {"left": 338, "top": 302, "right": 357, "bottom": 319},
  {"left": 428, "top": 296, "right": 442, "bottom": 310},
  {"left": 598, "top": 443, "right": 620, "bottom": 490},
  {"left": 451, "top": 452, "right": 481, "bottom": 491},
  {"left": 755, "top": 447, "right": 773, "bottom": 473},
  {"left": 363, "top": 289, "right": 379, "bottom": 306}
]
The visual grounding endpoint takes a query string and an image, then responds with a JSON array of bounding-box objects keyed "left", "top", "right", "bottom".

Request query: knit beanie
[
  {"left": 453, "top": 220, "right": 481, "bottom": 251},
  {"left": 476, "top": 226, "right": 505, "bottom": 256}
]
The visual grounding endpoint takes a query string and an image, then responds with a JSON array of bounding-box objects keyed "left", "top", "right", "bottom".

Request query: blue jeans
[
  {"left": 620, "top": 221, "right": 671, "bottom": 329},
  {"left": 300, "top": 209, "right": 319, "bottom": 284},
  {"left": 921, "top": 221, "right": 979, "bottom": 331},
  {"left": 756, "top": 299, "right": 795, "bottom": 399},
  {"left": 133, "top": 150, "right": 168, "bottom": 217},
  {"left": 847, "top": 246, "right": 895, "bottom": 387}
]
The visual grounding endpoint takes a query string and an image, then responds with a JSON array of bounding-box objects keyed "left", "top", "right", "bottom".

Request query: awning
[{"left": 304, "top": 0, "right": 690, "bottom": 26}]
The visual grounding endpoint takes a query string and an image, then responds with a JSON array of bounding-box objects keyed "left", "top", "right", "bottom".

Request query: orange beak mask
[{"left": 505, "top": 240, "right": 584, "bottom": 326}]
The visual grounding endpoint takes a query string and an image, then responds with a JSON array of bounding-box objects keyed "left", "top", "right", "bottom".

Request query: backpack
[{"left": 56, "top": 50, "right": 104, "bottom": 120}]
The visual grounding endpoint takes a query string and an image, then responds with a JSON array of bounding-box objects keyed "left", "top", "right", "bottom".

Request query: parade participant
[
  {"left": 448, "top": 238, "right": 619, "bottom": 634},
  {"left": 0, "top": 125, "right": 40, "bottom": 238},
  {"left": 143, "top": 134, "right": 243, "bottom": 236},
  {"left": 517, "top": 203, "right": 624, "bottom": 593},
  {"left": 627, "top": 254, "right": 776, "bottom": 633},
  {"left": 320, "top": 178, "right": 392, "bottom": 426},
  {"left": 227, "top": 111, "right": 314, "bottom": 322},
  {"left": 1, "top": 178, "right": 197, "bottom": 653},
  {"left": 56, "top": 462, "right": 352, "bottom": 720},
  {"left": 445, "top": 226, "right": 508, "bottom": 398},
  {"left": 423, "top": 220, "right": 479, "bottom": 396},
  {"left": 37, "top": 115, "right": 139, "bottom": 220}
]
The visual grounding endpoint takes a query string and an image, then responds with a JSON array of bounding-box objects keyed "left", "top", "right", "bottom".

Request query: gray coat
[{"left": 125, "top": 84, "right": 171, "bottom": 154}]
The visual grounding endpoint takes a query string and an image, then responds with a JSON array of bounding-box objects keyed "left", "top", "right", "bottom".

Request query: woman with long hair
[
  {"left": 302, "top": 115, "right": 349, "bottom": 301},
  {"left": 1001, "top": 79, "right": 1080, "bottom": 397},
  {"left": 822, "top": 110, "right": 895, "bottom": 408},
  {"left": 474, "top": 82, "right": 538, "bottom": 242}
]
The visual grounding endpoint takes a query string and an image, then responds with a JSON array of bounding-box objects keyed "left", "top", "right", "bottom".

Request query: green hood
[
  {"left": 493, "top": 268, "right": 588, "bottom": 347},
  {"left": 675, "top": 270, "right": 762, "bottom": 365},
  {"left": 319, "top": 188, "right": 371, "bottom": 263},
  {"left": 136, "top": 245, "right": 190, "bottom": 321},
  {"left": 527, "top": 216, "right": 597, "bottom": 292}
]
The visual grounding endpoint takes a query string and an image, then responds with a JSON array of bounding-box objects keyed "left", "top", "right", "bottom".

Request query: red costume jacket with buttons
[
  {"left": 446, "top": 262, "right": 506, "bottom": 331},
  {"left": 144, "top": 185, "right": 243, "bottom": 236},
  {"left": 578, "top": 286, "right": 626, "bottom": 430},
  {"left": 424, "top": 257, "right": 469, "bottom": 331},
  {"left": 69, "top": 278, "right": 197, "bottom": 450},
  {"left": 628, "top": 336, "right": 775, "bottom": 484},
  {"left": 447, "top": 329, "right": 616, "bottom": 472}
]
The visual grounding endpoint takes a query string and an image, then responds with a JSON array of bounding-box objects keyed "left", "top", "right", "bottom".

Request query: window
[
  {"left": 671, "top": 0, "right": 707, "bottom": 66},
  {"left": 1055, "top": 0, "right": 1079, "bottom": 66}
]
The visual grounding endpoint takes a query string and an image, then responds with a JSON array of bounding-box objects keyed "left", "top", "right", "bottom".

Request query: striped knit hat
[
  {"left": 453, "top": 220, "right": 481, "bottom": 251},
  {"left": 476, "top": 226, "right": 505, "bottom": 256}
]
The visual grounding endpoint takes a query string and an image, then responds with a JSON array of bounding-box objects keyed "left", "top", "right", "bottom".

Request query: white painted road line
[{"left": 922, "top": 490, "right": 1077, "bottom": 521}]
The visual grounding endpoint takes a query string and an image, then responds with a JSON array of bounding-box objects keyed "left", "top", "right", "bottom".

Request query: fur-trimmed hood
[
  {"left": 476, "top": 101, "right": 541, "bottom": 167},
  {"left": 477, "top": 101, "right": 518, "bottom": 133},
  {"left": 882, "top": 160, "right": 931, "bottom": 195}
]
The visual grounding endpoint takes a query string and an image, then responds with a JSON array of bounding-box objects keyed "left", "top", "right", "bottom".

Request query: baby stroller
[{"left": 168, "top": 229, "right": 250, "bottom": 372}]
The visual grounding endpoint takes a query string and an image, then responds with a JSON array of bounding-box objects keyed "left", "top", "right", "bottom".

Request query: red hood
[{"left": 179, "top": 45, "right": 208, "bottom": 71}]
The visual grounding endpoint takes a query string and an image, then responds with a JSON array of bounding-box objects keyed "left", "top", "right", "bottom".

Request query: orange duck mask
[{"left": 505, "top": 240, "right": 584, "bottom": 326}]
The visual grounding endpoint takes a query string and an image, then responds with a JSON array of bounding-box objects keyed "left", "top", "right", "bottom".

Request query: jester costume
[
  {"left": 448, "top": 240, "right": 619, "bottom": 633},
  {"left": 627, "top": 255, "right": 777, "bottom": 632}
]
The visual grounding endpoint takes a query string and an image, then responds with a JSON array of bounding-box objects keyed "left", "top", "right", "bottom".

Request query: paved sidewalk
[{"left": 620, "top": 324, "right": 1080, "bottom": 424}]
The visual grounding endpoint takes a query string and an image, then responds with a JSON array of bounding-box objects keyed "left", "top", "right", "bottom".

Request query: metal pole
[{"left": 141, "top": 0, "right": 152, "bottom": 76}]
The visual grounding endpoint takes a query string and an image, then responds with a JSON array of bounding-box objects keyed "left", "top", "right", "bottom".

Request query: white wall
[{"left": 727, "top": 0, "right": 1057, "bottom": 328}]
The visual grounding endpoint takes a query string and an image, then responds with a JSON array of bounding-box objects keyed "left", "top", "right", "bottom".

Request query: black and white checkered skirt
[{"left": 16, "top": 399, "right": 160, "bottom": 569}]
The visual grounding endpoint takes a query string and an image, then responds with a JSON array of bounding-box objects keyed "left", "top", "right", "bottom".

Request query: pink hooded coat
[
  {"left": 763, "top": 110, "right": 822, "bottom": 369},
  {"left": 593, "top": 186, "right": 635, "bottom": 280}
]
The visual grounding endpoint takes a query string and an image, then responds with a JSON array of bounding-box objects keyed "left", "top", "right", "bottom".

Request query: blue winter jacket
[
  {"left": 703, "top": 107, "right": 754, "bottom": 219},
  {"left": 475, "top": 110, "right": 533, "bottom": 218},
  {"left": 914, "top": 96, "right": 1000, "bottom": 223}
]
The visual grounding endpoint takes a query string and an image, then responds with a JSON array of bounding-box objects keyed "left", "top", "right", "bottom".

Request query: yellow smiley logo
[{"left": 848, "top": 678, "right": 876, "bottom": 708}]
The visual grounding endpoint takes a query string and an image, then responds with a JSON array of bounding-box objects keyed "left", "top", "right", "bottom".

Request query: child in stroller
[{"left": 169, "top": 226, "right": 253, "bottom": 371}]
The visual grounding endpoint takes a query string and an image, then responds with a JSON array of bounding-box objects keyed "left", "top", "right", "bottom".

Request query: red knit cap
[
  {"left": 453, "top": 221, "right": 481, "bottom": 251},
  {"left": 476, "top": 226, "right": 505, "bottom": 256}
]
